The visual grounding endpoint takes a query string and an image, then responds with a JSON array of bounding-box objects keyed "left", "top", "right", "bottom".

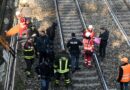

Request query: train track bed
[
  {"left": 13, "top": 0, "right": 130, "bottom": 90},
  {"left": 79, "top": 0, "right": 130, "bottom": 89},
  {"left": 55, "top": 0, "right": 105, "bottom": 89}
]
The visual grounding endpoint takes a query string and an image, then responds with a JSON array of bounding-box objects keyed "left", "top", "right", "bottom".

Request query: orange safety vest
[{"left": 120, "top": 64, "right": 130, "bottom": 82}]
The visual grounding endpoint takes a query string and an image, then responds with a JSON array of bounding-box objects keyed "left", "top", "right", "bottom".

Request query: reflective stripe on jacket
[
  {"left": 24, "top": 48, "right": 34, "bottom": 59},
  {"left": 120, "top": 64, "right": 130, "bottom": 82},
  {"left": 55, "top": 57, "right": 69, "bottom": 73}
]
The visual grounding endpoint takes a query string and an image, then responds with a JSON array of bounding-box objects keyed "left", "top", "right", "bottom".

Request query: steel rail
[
  {"left": 103, "top": 0, "right": 130, "bottom": 46},
  {"left": 74, "top": 0, "right": 87, "bottom": 29},
  {"left": 54, "top": 0, "right": 108, "bottom": 89},
  {"left": 54, "top": 0, "right": 65, "bottom": 50},
  {"left": 75, "top": 0, "right": 109, "bottom": 90}
]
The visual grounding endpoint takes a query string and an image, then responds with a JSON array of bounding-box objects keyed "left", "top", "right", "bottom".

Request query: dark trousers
[
  {"left": 70, "top": 53, "right": 80, "bottom": 71},
  {"left": 99, "top": 45, "right": 107, "bottom": 58},
  {"left": 120, "top": 82, "right": 128, "bottom": 90},
  {"left": 39, "top": 52, "right": 47, "bottom": 64},
  {"left": 55, "top": 72, "right": 70, "bottom": 84},
  {"left": 40, "top": 79, "right": 50, "bottom": 90},
  {"left": 25, "top": 58, "right": 34, "bottom": 71}
]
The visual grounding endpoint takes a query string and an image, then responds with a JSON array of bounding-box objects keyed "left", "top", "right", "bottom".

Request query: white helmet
[
  {"left": 15, "top": 11, "right": 21, "bottom": 16},
  {"left": 88, "top": 25, "right": 93, "bottom": 29},
  {"left": 85, "top": 32, "right": 91, "bottom": 37}
]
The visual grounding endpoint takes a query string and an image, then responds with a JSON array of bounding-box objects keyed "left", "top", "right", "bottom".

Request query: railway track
[
  {"left": 103, "top": 0, "right": 130, "bottom": 89},
  {"left": 54, "top": 0, "right": 108, "bottom": 89},
  {"left": 5, "top": 0, "right": 130, "bottom": 90},
  {"left": 78, "top": 0, "right": 119, "bottom": 90},
  {"left": 77, "top": 0, "right": 130, "bottom": 89},
  {"left": 105, "top": 0, "right": 130, "bottom": 46}
]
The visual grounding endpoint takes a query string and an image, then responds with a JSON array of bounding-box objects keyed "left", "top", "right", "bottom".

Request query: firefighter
[
  {"left": 67, "top": 33, "right": 82, "bottom": 73},
  {"left": 35, "top": 61, "right": 52, "bottom": 90},
  {"left": 117, "top": 57, "right": 130, "bottom": 90},
  {"left": 23, "top": 38, "right": 35, "bottom": 77},
  {"left": 54, "top": 50, "right": 71, "bottom": 86},
  {"left": 83, "top": 32, "right": 94, "bottom": 67},
  {"left": 83, "top": 25, "right": 95, "bottom": 39}
]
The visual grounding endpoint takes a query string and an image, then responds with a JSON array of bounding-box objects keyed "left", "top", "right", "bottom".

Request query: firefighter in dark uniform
[
  {"left": 54, "top": 50, "right": 71, "bottom": 86},
  {"left": 23, "top": 38, "right": 35, "bottom": 77},
  {"left": 67, "top": 33, "right": 82, "bottom": 72}
]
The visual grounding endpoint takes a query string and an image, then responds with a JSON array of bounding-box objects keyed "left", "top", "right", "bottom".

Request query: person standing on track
[
  {"left": 54, "top": 50, "right": 71, "bottom": 86},
  {"left": 117, "top": 57, "right": 130, "bottom": 90},
  {"left": 23, "top": 38, "right": 35, "bottom": 77},
  {"left": 35, "top": 61, "right": 52, "bottom": 90},
  {"left": 99, "top": 27, "right": 109, "bottom": 59},
  {"left": 35, "top": 31, "right": 51, "bottom": 64},
  {"left": 83, "top": 32, "right": 94, "bottom": 67},
  {"left": 67, "top": 33, "right": 82, "bottom": 73}
]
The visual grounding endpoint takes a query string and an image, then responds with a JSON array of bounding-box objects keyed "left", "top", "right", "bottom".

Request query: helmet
[
  {"left": 121, "top": 57, "right": 128, "bottom": 63},
  {"left": 15, "top": 11, "right": 21, "bottom": 16},
  {"left": 85, "top": 32, "right": 91, "bottom": 38},
  {"left": 20, "top": 17, "right": 26, "bottom": 23},
  {"left": 88, "top": 25, "right": 93, "bottom": 29}
]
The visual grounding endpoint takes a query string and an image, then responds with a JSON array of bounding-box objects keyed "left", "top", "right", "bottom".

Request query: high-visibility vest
[
  {"left": 83, "top": 39, "right": 94, "bottom": 51},
  {"left": 56, "top": 57, "right": 69, "bottom": 73},
  {"left": 120, "top": 64, "right": 130, "bottom": 82},
  {"left": 23, "top": 48, "right": 34, "bottom": 59}
]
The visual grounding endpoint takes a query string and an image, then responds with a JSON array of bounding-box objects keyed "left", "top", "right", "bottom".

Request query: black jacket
[
  {"left": 99, "top": 30, "right": 109, "bottom": 46},
  {"left": 35, "top": 62, "right": 52, "bottom": 79},
  {"left": 67, "top": 37, "right": 82, "bottom": 54}
]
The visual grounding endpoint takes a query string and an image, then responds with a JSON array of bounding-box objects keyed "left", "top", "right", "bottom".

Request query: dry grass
[
  {"left": 84, "top": 2, "right": 98, "bottom": 13},
  {"left": 38, "top": 20, "right": 52, "bottom": 32},
  {"left": 32, "top": 7, "right": 55, "bottom": 21},
  {"left": 19, "top": 0, "right": 55, "bottom": 21},
  {"left": 101, "top": 5, "right": 109, "bottom": 16}
]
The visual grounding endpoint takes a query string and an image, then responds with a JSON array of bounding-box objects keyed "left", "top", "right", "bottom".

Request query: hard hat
[
  {"left": 85, "top": 32, "right": 91, "bottom": 37},
  {"left": 88, "top": 25, "right": 93, "bottom": 29},
  {"left": 121, "top": 57, "right": 128, "bottom": 63},
  {"left": 20, "top": 17, "right": 26, "bottom": 23},
  {"left": 15, "top": 11, "right": 21, "bottom": 16}
]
